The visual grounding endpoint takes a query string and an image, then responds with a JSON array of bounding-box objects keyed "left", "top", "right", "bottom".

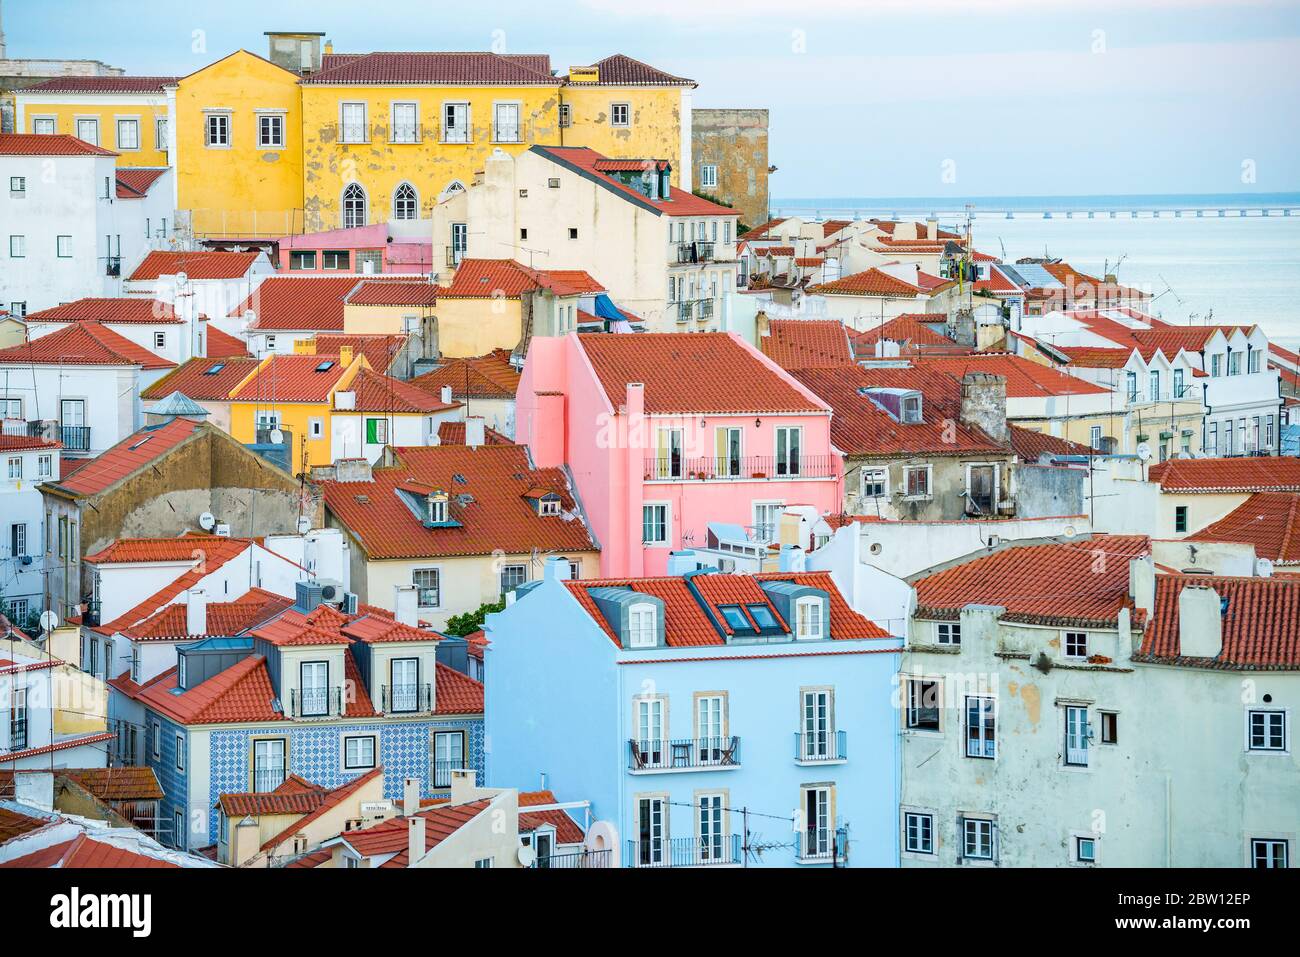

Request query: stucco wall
[{"left": 691, "top": 108, "right": 769, "bottom": 228}]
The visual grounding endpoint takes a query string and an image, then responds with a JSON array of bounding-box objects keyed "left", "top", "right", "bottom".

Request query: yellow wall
[
  {"left": 300, "top": 85, "right": 562, "bottom": 231},
  {"left": 416, "top": 298, "right": 522, "bottom": 357},
  {"left": 229, "top": 399, "right": 332, "bottom": 476},
  {"left": 342, "top": 303, "right": 429, "bottom": 336},
  {"left": 560, "top": 85, "right": 684, "bottom": 183},
  {"left": 175, "top": 50, "right": 305, "bottom": 238},
  {"left": 16, "top": 97, "right": 169, "bottom": 167}
]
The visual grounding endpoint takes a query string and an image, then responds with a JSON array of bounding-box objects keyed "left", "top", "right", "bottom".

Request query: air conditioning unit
[
  {"left": 317, "top": 579, "right": 344, "bottom": 604},
  {"left": 340, "top": 591, "right": 359, "bottom": 614}
]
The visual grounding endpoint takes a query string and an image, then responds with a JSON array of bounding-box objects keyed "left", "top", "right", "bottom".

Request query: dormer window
[
  {"left": 628, "top": 603, "right": 657, "bottom": 648},
  {"left": 427, "top": 493, "right": 448, "bottom": 525},
  {"left": 901, "top": 394, "right": 922, "bottom": 423},
  {"left": 795, "top": 596, "right": 824, "bottom": 640}
]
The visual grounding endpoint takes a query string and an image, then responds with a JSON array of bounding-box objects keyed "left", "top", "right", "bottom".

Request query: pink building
[
  {"left": 275, "top": 224, "right": 432, "bottom": 274},
  {"left": 518, "top": 332, "right": 843, "bottom": 577}
]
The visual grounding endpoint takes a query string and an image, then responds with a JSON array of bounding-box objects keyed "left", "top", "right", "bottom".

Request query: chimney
[
  {"left": 926, "top": 216, "right": 939, "bottom": 239},
  {"left": 14, "top": 771, "right": 53, "bottom": 811},
  {"left": 393, "top": 584, "right": 419, "bottom": 626},
  {"left": 407, "top": 815, "right": 425, "bottom": 868},
  {"left": 543, "top": 555, "right": 572, "bottom": 582},
  {"left": 1178, "top": 585, "right": 1223, "bottom": 659},
  {"left": 1128, "top": 556, "right": 1155, "bottom": 619},
  {"left": 186, "top": 588, "right": 208, "bottom": 635},
  {"left": 464, "top": 416, "right": 485, "bottom": 449},
  {"left": 959, "top": 372, "right": 1008, "bottom": 444},
  {"left": 339, "top": 345, "right": 354, "bottom": 366},
  {"left": 334, "top": 457, "right": 372, "bottom": 482},
  {"left": 440, "top": 385, "right": 453, "bottom": 405},
  {"left": 402, "top": 776, "right": 420, "bottom": 816},
  {"left": 779, "top": 544, "right": 806, "bottom": 572}
]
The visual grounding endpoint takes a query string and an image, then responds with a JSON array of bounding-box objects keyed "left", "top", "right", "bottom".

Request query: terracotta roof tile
[
  {"left": 533, "top": 146, "right": 734, "bottom": 217},
  {"left": 205, "top": 325, "right": 251, "bottom": 358},
  {"left": 442, "top": 259, "right": 600, "bottom": 299},
  {"left": 0, "top": 733, "right": 116, "bottom": 765},
  {"left": 341, "top": 798, "right": 492, "bottom": 867},
  {"left": 915, "top": 354, "right": 1108, "bottom": 398},
  {"left": 115, "top": 168, "right": 168, "bottom": 199},
  {"left": 129, "top": 250, "right": 259, "bottom": 281},
  {"left": 25, "top": 298, "right": 183, "bottom": 324},
  {"left": 0, "top": 132, "right": 116, "bottom": 156},
  {"left": 566, "top": 53, "right": 693, "bottom": 86},
  {"left": 808, "top": 267, "right": 926, "bottom": 298},
  {"left": 1186, "top": 493, "right": 1300, "bottom": 563},
  {"left": 346, "top": 367, "right": 460, "bottom": 413},
  {"left": 758, "top": 320, "right": 854, "bottom": 369},
  {"left": 314, "top": 334, "right": 407, "bottom": 373},
  {"left": 140, "top": 355, "right": 260, "bottom": 400},
  {"left": 1008, "top": 425, "right": 1094, "bottom": 461},
  {"left": 851, "top": 314, "right": 969, "bottom": 357},
  {"left": 0, "top": 321, "right": 173, "bottom": 369},
  {"left": 1148, "top": 457, "right": 1300, "bottom": 493},
  {"left": 49, "top": 418, "right": 202, "bottom": 496},
  {"left": 235, "top": 276, "right": 360, "bottom": 331},
  {"left": 303, "top": 52, "right": 560, "bottom": 86},
  {"left": 0, "top": 834, "right": 180, "bottom": 868},
  {"left": 0, "top": 805, "right": 50, "bottom": 842},
  {"left": 436, "top": 421, "right": 512, "bottom": 445},
  {"left": 346, "top": 280, "right": 439, "bottom": 307},
  {"left": 229, "top": 353, "right": 352, "bottom": 403},
  {"left": 1139, "top": 574, "right": 1300, "bottom": 669},
  {"left": 409, "top": 349, "right": 519, "bottom": 400},
  {"left": 121, "top": 589, "right": 295, "bottom": 641},
  {"left": 22, "top": 75, "right": 176, "bottom": 93},
  {"left": 0, "top": 435, "right": 59, "bottom": 451},
  {"left": 58, "top": 767, "right": 164, "bottom": 801}
]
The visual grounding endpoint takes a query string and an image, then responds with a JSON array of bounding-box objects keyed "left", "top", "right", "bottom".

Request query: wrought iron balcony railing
[
  {"left": 644, "top": 455, "right": 835, "bottom": 482},
  {"left": 794, "top": 729, "right": 847, "bottom": 763},
  {"left": 531, "top": 848, "right": 612, "bottom": 869},
  {"left": 253, "top": 763, "right": 286, "bottom": 793},
  {"left": 289, "top": 687, "right": 342, "bottom": 719},
  {"left": 626, "top": 834, "right": 742, "bottom": 868},
  {"left": 627, "top": 736, "right": 741, "bottom": 772},
  {"left": 381, "top": 683, "right": 432, "bottom": 714}
]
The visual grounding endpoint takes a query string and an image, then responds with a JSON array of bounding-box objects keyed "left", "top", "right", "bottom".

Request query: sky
[{"left": 6, "top": 0, "right": 1300, "bottom": 198}]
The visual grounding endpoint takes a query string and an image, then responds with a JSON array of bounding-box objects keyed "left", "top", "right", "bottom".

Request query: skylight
[
  {"left": 203, "top": 363, "right": 225, "bottom": 375},
  {"left": 315, "top": 360, "right": 335, "bottom": 372},
  {"left": 718, "top": 605, "right": 753, "bottom": 633},
  {"left": 746, "top": 603, "right": 780, "bottom": 630}
]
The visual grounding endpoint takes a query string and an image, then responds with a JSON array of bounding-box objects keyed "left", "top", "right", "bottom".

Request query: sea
[{"left": 771, "top": 193, "right": 1300, "bottom": 352}]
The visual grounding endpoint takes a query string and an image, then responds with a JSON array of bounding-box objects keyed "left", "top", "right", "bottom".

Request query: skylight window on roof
[
  {"left": 315, "top": 360, "right": 335, "bottom": 372},
  {"left": 128, "top": 437, "right": 153, "bottom": 451},
  {"left": 718, "top": 605, "right": 753, "bottom": 633},
  {"left": 453, "top": 473, "right": 468, "bottom": 484},
  {"left": 746, "top": 603, "right": 780, "bottom": 631},
  {"left": 203, "top": 363, "right": 225, "bottom": 375}
]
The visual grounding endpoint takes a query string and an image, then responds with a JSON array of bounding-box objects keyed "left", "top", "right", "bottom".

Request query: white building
[
  {"left": 0, "top": 631, "right": 111, "bottom": 771},
  {"left": 0, "top": 132, "right": 172, "bottom": 314},
  {"left": 25, "top": 297, "right": 200, "bottom": 368},
  {"left": 0, "top": 435, "right": 60, "bottom": 624},
  {"left": 430, "top": 145, "right": 739, "bottom": 332},
  {"left": 124, "top": 249, "right": 275, "bottom": 336}
]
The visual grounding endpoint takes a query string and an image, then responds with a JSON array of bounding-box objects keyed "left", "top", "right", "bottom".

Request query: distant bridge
[{"left": 769, "top": 204, "right": 1300, "bottom": 221}]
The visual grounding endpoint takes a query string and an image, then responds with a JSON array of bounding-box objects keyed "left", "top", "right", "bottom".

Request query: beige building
[{"left": 691, "top": 108, "right": 769, "bottom": 229}]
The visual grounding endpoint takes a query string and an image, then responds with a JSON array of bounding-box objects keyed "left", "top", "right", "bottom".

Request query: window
[
  {"left": 9, "top": 236, "right": 25, "bottom": 258},
  {"left": 500, "top": 563, "right": 528, "bottom": 595},
  {"left": 76, "top": 117, "right": 99, "bottom": 145},
  {"left": 1173, "top": 367, "right": 1185, "bottom": 397},
  {"left": 9, "top": 176, "right": 25, "bottom": 196},
  {"left": 906, "top": 678, "right": 941, "bottom": 731},
  {"left": 204, "top": 112, "right": 229, "bottom": 147},
  {"left": 567, "top": 560, "right": 581, "bottom": 580},
  {"left": 443, "top": 102, "right": 470, "bottom": 143},
  {"left": 800, "top": 688, "right": 833, "bottom": 759},
  {"left": 35, "top": 454, "right": 50, "bottom": 478},
  {"left": 753, "top": 502, "right": 785, "bottom": 543},
  {"left": 1248, "top": 710, "right": 1287, "bottom": 751},
  {"left": 901, "top": 394, "right": 923, "bottom": 423},
  {"left": 9, "top": 687, "right": 26, "bottom": 750},
  {"left": 413, "top": 568, "right": 440, "bottom": 608},
  {"left": 795, "top": 596, "right": 824, "bottom": 640},
  {"left": 474, "top": 857, "right": 493, "bottom": 868},
  {"left": 695, "top": 694, "right": 726, "bottom": 759},
  {"left": 1064, "top": 705, "right": 1089, "bottom": 767},
  {"left": 8, "top": 303, "right": 24, "bottom": 318},
  {"left": 155, "top": 117, "right": 168, "bottom": 150},
  {"left": 174, "top": 810, "right": 186, "bottom": 850},
  {"left": 55, "top": 235, "right": 72, "bottom": 258},
  {"left": 391, "top": 102, "right": 419, "bottom": 143},
  {"left": 1149, "top": 369, "right": 1160, "bottom": 401},
  {"left": 567, "top": 227, "right": 578, "bottom": 240},
  {"left": 1211, "top": 354, "right": 1222, "bottom": 377},
  {"left": 342, "top": 183, "right": 367, "bottom": 229},
  {"left": 966, "top": 696, "right": 996, "bottom": 758},
  {"left": 610, "top": 102, "right": 630, "bottom": 127},
  {"left": 1125, "top": 371, "right": 1137, "bottom": 402},
  {"left": 299, "top": 661, "right": 329, "bottom": 717},
  {"left": 493, "top": 102, "right": 521, "bottom": 143},
  {"left": 1090, "top": 425, "right": 1103, "bottom": 450},
  {"left": 904, "top": 812, "right": 934, "bottom": 854},
  {"left": 642, "top": 504, "right": 668, "bottom": 545},
  {"left": 1075, "top": 835, "right": 1097, "bottom": 864},
  {"left": 322, "top": 249, "right": 349, "bottom": 270},
  {"left": 151, "top": 720, "right": 161, "bottom": 759},
  {"left": 628, "top": 603, "right": 657, "bottom": 648},
  {"left": 11, "top": 523, "right": 26, "bottom": 558},
  {"left": 433, "top": 730, "right": 465, "bottom": 787},
  {"left": 365, "top": 417, "right": 388, "bottom": 444},
  {"left": 1229, "top": 351, "right": 1241, "bottom": 375},
  {"left": 175, "top": 733, "right": 185, "bottom": 771},
  {"left": 1064, "top": 631, "right": 1087, "bottom": 658},
  {"left": 308, "top": 417, "right": 324, "bottom": 439},
  {"left": 1252, "top": 839, "right": 1289, "bottom": 868},
  {"left": 700, "top": 164, "right": 718, "bottom": 188},
  {"left": 390, "top": 658, "right": 419, "bottom": 713},
  {"left": 450, "top": 222, "right": 467, "bottom": 265},
  {"left": 1266, "top": 415, "right": 1275, "bottom": 448},
  {"left": 962, "top": 818, "right": 995, "bottom": 861},
  {"left": 860, "top": 468, "right": 888, "bottom": 498},
  {"left": 775, "top": 426, "right": 801, "bottom": 476},
  {"left": 1249, "top": 350, "right": 1261, "bottom": 374},
  {"left": 1174, "top": 506, "right": 1188, "bottom": 534},
  {"left": 116, "top": 118, "right": 140, "bottom": 150},
  {"left": 698, "top": 793, "right": 726, "bottom": 862},
  {"left": 340, "top": 102, "right": 367, "bottom": 143},
  {"left": 1100, "top": 711, "right": 1118, "bottom": 744},
  {"left": 32, "top": 117, "right": 55, "bottom": 135},
  {"left": 252, "top": 738, "right": 286, "bottom": 791},
  {"left": 903, "top": 466, "right": 930, "bottom": 498},
  {"left": 153, "top": 331, "right": 167, "bottom": 350},
  {"left": 937, "top": 622, "right": 961, "bottom": 645},
  {"left": 257, "top": 113, "right": 285, "bottom": 148},
  {"left": 801, "top": 785, "right": 832, "bottom": 859},
  {"left": 558, "top": 103, "right": 572, "bottom": 128},
  {"left": 392, "top": 182, "right": 418, "bottom": 220}
]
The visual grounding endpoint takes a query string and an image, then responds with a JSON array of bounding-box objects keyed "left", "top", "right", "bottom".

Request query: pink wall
[{"left": 274, "top": 224, "right": 432, "bottom": 274}]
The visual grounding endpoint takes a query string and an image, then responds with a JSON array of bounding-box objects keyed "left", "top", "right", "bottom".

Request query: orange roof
[
  {"left": 564, "top": 53, "right": 693, "bottom": 86},
  {"left": 436, "top": 421, "right": 513, "bottom": 445},
  {"left": 130, "top": 250, "right": 259, "bottom": 281},
  {"left": 808, "top": 268, "right": 927, "bottom": 298},
  {"left": 0, "top": 805, "right": 53, "bottom": 843},
  {"left": 85, "top": 532, "right": 248, "bottom": 565},
  {"left": 140, "top": 355, "right": 260, "bottom": 401},
  {"left": 314, "top": 334, "right": 407, "bottom": 373},
  {"left": 533, "top": 146, "right": 735, "bottom": 217},
  {"left": 1185, "top": 493, "right": 1300, "bottom": 563},
  {"left": 851, "top": 314, "right": 969, "bottom": 357},
  {"left": 346, "top": 280, "right": 439, "bottom": 307},
  {"left": 758, "top": 320, "right": 854, "bottom": 369},
  {"left": 0, "top": 434, "right": 59, "bottom": 451},
  {"left": 409, "top": 349, "right": 520, "bottom": 400},
  {"left": 915, "top": 535, "right": 1150, "bottom": 627},
  {"left": 320, "top": 444, "right": 594, "bottom": 560},
  {"left": 50, "top": 418, "right": 201, "bottom": 496},
  {"left": 1139, "top": 574, "right": 1300, "bottom": 669},
  {"left": 115, "top": 168, "right": 168, "bottom": 199},
  {"left": 25, "top": 297, "right": 184, "bottom": 324},
  {"left": 1008, "top": 425, "right": 1093, "bottom": 461},
  {"left": 229, "top": 353, "right": 352, "bottom": 403},
  {"left": 235, "top": 275, "right": 361, "bottom": 332},
  {"left": 0, "top": 834, "right": 179, "bottom": 869},
  {"left": 121, "top": 589, "right": 295, "bottom": 641},
  {"left": 578, "top": 332, "right": 824, "bottom": 414},
  {"left": 442, "top": 259, "right": 602, "bottom": 299},
  {"left": 0, "top": 321, "right": 173, "bottom": 369},
  {"left": 57, "top": 767, "right": 164, "bottom": 801},
  {"left": 206, "top": 325, "right": 251, "bottom": 358},
  {"left": 914, "top": 354, "right": 1108, "bottom": 398},
  {"left": 0, "top": 132, "right": 115, "bottom": 156},
  {"left": 339, "top": 798, "right": 492, "bottom": 867},
  {"left": 1148, "top": 457, "right": 1300, "bottom": 493},
  {"left": 1056, "top": 345, "right": 1135, "bottom": 369},
  {"left": 345, "top": 367, "right": 460, "bottom": 414},
  {"left": 303, "top": 51, "right": 560, "bottom": 86}
]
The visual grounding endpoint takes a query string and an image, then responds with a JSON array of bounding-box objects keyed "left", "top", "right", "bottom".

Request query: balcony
[
  {"left": 380, "top": 683, "right": 431, "bottom": 715},
  {"left": 253, "top": 763, "right": 286, "bottom": 793},
  {"left": 531, "top": 848, "right": 612, "bottom": 869},
  {"left": 674, "top": 241, "right": 716, "bottom": 264},
  {"left": 796, "top": 828, "right": 838, "bottom": 864},
  {"left": 337, "top": 123, "right": 370, "bottom": 145},
  {"left": 675, "top": 300, "right": 693, "bottom": 322},
  {"left": 626, "top": 835, "right": 742, "bottom": 868},
  {"left": 105, "top": 256, "right": 121, "bottom": 278},
  {"left": 697, "top": 297, "right": 715, "bottom": 320},
  {"left": 30, "top": 421, "right": 90, "bottom": 453},
  {"left": 627, "top": 736, "right": 741, "bottom": 773},
  {"left": 289, "top": 687, "right": 342, "bottom": 719},
  {"left": 644, "top": 454, "right": 837, "bottom": 482},
  {"left": 9, "top": 718, "right": 27, "bottom": 752},
  {"left": 446, "top": 247, "right": 465, "bottom": 268},
  {"left": 389, "top": 124, "right": 422, "bottom": 144},
  {"left": 431, "top": 759, "right": 466, "bottom": 789},
  {"left": 794, "top": 729, "right": 847, "bottom": 764}
]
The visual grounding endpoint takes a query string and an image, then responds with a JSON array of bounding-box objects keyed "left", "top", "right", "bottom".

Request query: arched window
[
  {"left": 437, "top": 179, "right": 466, "bottom": 203},
  {"left": 392, "top": 182, "right": 418, "bottom": 221},
  {"left": 342, "top": 183, "right": 367, "bottom": 229}
]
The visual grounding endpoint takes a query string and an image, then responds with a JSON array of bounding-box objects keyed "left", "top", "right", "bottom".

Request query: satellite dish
[
  {"left": 39, "top": 610, "right": 59, "bottom": 633},
  {"left": 296, "top": 516, "right": 311, "bottom": 534},
  {"left": 269, "top": 428, "right": 284, "bottom": 444},
  {"left": 1062, "top": 525, "right": 1078, "bottom": 539},
  {"left": 1256, "top": 558, "right": 1274, "bottom": 578},
  {"left": 242, "top": 310, "right": 257, "bottom": 331},
  {"left": 1136, "top": 443, "right": 1152, "bottom": 461},
  {"left": 516, "top": 844, "right": 537, "bottom": 867},
  {"left": 199, "top": 511, "right": 216, "bottom": 531}
]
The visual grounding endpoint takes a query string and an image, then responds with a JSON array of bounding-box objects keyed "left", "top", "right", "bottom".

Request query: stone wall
[{"left": 691, "top": 108, "right": 769, "bottom": 228}]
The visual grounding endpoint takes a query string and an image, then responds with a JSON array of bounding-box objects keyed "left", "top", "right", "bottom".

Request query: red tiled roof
[
  {"left": 236, "top": 276, "right": 360, "bottom": 331},
  {"left": 115, "top": 168, "right": 168, "bottom": 199},
  {"left": 1057, "top": 345, "right": 1136, "bottom": 369},
  {"left": 228, "top": 353, "right": 352, "bottom": 403},
  {"left": 517, "top": 793, "right": 585, "bottom": 844},
  {"left": 26, "top": 298, "right": 183, "bottom": 324},
  {"left": 314, "top": 334, "right": 407, "bottom": 373},
  {"left": 339, "top": 798, "right": 492, "bottom": 867},
  {"left": 1148, "top": 457, "right": 1300, "bottom": 493},
  {"left": 346, "top": 280, "right": 439, "bottom": 307},
  {"left": 441, "top": 259, "right": 601, "bottom": 299},
  {"left": 566, "top": 53, "right": 693, "bottom": 86},
  {"left": 122, "top": 589, "right": 295, "bottom": 641},
  {"left": 50, "top": 418, "right": 202, "bottom": 496},
  {"left": 22, "top": 75, "right": 176, "bottom": 93},
  {"left": 0, "top": 132, "right": 116, "bottom": 156},
  {"left": 0, "top": 733, "right": 116, "bottom": 765},
  {"left": 915, "top": 354, "right": 1108, "bottom": 398},
  {"left": 1185, "top": 493, "right": 1300, "bottom": 563},
  {"left": 140, "top": 355, "right": 260, "bottom": 400},
  {"left": 409, "top": 349, "right": 519, "bottom": 400},
  {"left": 851, "top": 313, "right": 969, "bottom": 357},
  {"left": 0, "top": 805, "right": 50, "bottom": 842},
  {"left": 533, "top": 146, "right": 734, "bottom": 217},
  {"left": 759, "top": 320, "right": 854, "bottom": 369},
  {"left": 85, "top": 532, "right": 247, "bottom": 565},
  {"left": 129, "top": 250, "right": 259, "bottom": 281},
  {"left": 436, "top": 421, "right": 513, "bottom": 446},
  {"left": 303, "top": 52, "right": 560, "bottom": 85},
  {"left": 345, "top": 367, "right": 460, "bottom": 414},
  {"left": 0, "top": 321, "right": 173, "bottom": 369},
  {"left": 321, "top": 444, "right": 595, "bottom": 560},
  {"left": 808, "top": 268, "right": 927, "bottom": 298},
  {"left": 0, "top": 834, "right": 179, "bottom": 869},
  {"left": 0, "top": 435, "right": 59, "bottom": 451},
  {"left": 578, "top": 332, "right": 824, "bottom": 414},
  {"left": 790, "top": 365, "right": 1006, "bottom": 457},
  {"left": 206, "top": 325, "right": 250, "bottom": 358},
  {"left": 1008, "top": 425, "right": 1093, "bottom": 461},
  {"left": 57, "top": 767, "right": 164, "bottom": 801},
  {"left": 432, "top": 662, "right": 485, "bottom": 714},
  {"left": 914, "top": 535, "right": 1150, "bottom": 627},
  {"left": 1139, "top": 574, "right": 1300, "bottom": 669}
]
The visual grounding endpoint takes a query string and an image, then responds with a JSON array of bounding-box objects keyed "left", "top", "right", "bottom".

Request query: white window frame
[
  {"left": 627, "top": 602, "right": 657, "bottom": 648},
  {"left": 794, "top": 596, "right": 824, "bottom": 640},
  {"left": 1064, "top": 631, "right": 1088, "bottom": 659},
  {"left": 203, "top": 111, "right": 231, "bottom": 149},
  {"left": 500, "top": 563, "right": 528, "bottom": 596},
  {"left": 342, "top": 734, "right": 377, "bottom": 770},
  {"left": 902, "top": 465, "right": 932, "bottom": 500},
  {"left": 31, "top": 115, "right": 56, "bottom": 135},
  {"left": 413, "top": 567, "right": 441, "bottom": 609},
  {"left": 75, "top": 117, "right": 100, "bottom": 145},
  {"left": 1063, "top": 704, "right": 1090, "bottom": 768},
  {"left": 905, "top": 676, "right": 942, "bottom": 732},
  {"left": 1250, "top": 838, "right": 1289, "bottom": 868},
  {"left": 442, "top": 101, "right": 471, "bottom": 144},
  {"left": 1246, "top": 709, "right": 1288, "bottom": 753},
  {"left": 339, "top": 101, "right": 369, "bottom": 144},
  {"left": 642, "top": 502, "right": 670, "bottom": 546},
  {"left": 966, "top": 695, "right": 996, "bottom": 759},
  {"left": 341, "top": 183, "right": 368, "bottom": 229},
  {"left": 115, "top": 116, "right": 140, "bottom": 151},
  {"left": 903, "top": 810, "right": 934, "bottom": 855},
  {"left": 960, "top": 816, "right": 996, "bottom": 862},
  {"left": 392, "top": 181, "right": 419, "bottom": 221},
  {"left": 860, "top": 467, "right": 888, "bottom": 498},
  {"left": 9, "top": 235, "right": 25, "bottom": 258},
  {"left": 610, "top": 102, "right": 630, "bottom": 127},
  {"left": 492, "top": 101, "right": 522, "bottom": 144},
  {"left": 256, "top": 110, "right": 286, "bottom": 149},
  {"left": 699, "top": 164, "right": 718, "bottom": 189},
  {"left": 752, "top": 500, "right": 785, "bottom": 544},
  {"left": 1072, "top": 833, "right": 1099, "bottom": 865},
  {"left": 390, "top": 101, "right": 420, "bottom": 143},
  {"left": 937, "top": 621, "right": 961, "bottom": 645}
]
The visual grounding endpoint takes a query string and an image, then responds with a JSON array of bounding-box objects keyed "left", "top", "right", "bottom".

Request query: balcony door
[
  {"left": 637, "top": 797, "right": 665, "bottom": 866},
  {"left": 775, "top": 426, "right": 801, "bottom": 476},
  {"left": 253, "top": 738, "right": 286, "bottom": 792},
  {"left": 968, "top": 465, "right": 996, "bottom": 515},
  {"left": 803, "top": 786, "right": 831, "bottom": 857},
  {"left": 715, "top": 427, "right": 742, "bottom": 477},
  {"left": 300, "top": 661, "right": 328, "bottom": 717},
  {"left": 802, "top": 689, "right": 831, "bottom": 759},
  {"left": 636, "top": 698, "right": 664, "bottom": 766},
  {"left": 656, "top": 428, "right": 683, "bottom": 479},
  {"left": 696, "top": 694, "right": 724, "bottom": 763},
  {"left": 698, "top": 793, "right": 724, "bottom": 863},
  {"left": 450, "top": 223, "right": 467, "bottom": 265},
  {"left": 391, "top": 657, "right": 418, "bottom": 712}
]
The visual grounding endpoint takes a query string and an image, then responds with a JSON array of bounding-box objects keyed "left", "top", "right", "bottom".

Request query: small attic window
[
  {"left": 128, "top": 436, "right": 152, "bottom": 451},
  {"left": 427, "top": 494, "right": 448, "bottom": 525},
  {"left": 315, "top": 360, "right": 335, "bottom": 372},
  {"left": 901, "top": 395, "right": 922, "bottom": 423},
  {"left": 203, "top": 363, "right": 225, "bottom": 375},
  {"left": 747, "top": 603, "right": 780, "bottom": 631},
  {"left": 627, "top": 602, "right": 657, "bottom": 648},
  {"left": 718, "top": 605, "right": 752, "bottom": 633}
]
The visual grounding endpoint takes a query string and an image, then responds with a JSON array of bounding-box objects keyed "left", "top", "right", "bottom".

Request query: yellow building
[{"left": 13, "top": 76, "right": 172, "bottom": 167}]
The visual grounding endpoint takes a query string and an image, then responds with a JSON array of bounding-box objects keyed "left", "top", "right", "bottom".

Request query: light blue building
[{"left": 485, "top": 554, "right": 903, "bottom": 867}]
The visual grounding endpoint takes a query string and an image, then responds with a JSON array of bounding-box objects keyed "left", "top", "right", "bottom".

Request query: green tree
[{"left": 443, "top": 598, "right": 506, "bottom": 637}]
